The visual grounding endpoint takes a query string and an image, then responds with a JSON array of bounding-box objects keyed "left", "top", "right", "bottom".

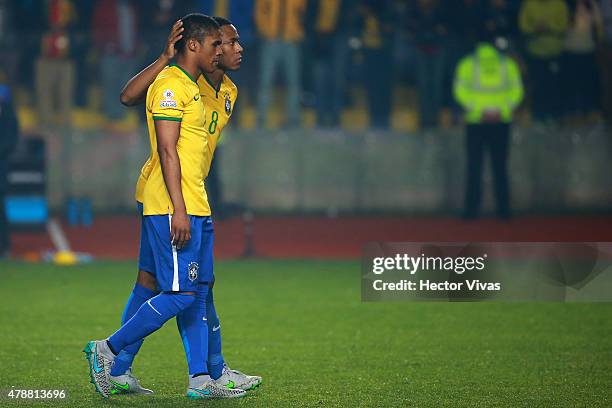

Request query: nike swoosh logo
[
  {"left": 202, "top": 317, "right": 207, "bottom": 321},
  {"left": 110, "top": 379, "right": 129, "bottom": 391},
  {"left": 195, "top": 95, "right": 201, "bottom": 101},
  {"left": 190, "top": 388, "right": 211, "bottom": 396},
  {"left": 93, "top": 349, "right": 103, "bottom": 373},
  {"left": 212, "top": 325, "right": 220, "bottom": 332}
]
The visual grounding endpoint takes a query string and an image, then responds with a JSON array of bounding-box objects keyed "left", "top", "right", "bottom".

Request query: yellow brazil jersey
[
  {"left": 196, "top": 72, "right": 238, "bottom": 160},
  {"left": 135, "top": 64, "right": 211, "bottom": 216}
]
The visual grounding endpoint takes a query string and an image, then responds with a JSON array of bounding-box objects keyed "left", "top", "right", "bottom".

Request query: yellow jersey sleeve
[{"left": 148, "top": 77, "right": 188, "bottom": 122}]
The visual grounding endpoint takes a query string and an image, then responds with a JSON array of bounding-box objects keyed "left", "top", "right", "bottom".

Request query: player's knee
[{"left": 137, "top": 269, "right": 157, "bottom": 290}]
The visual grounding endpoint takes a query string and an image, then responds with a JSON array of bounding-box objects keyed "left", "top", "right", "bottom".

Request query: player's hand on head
[
  {"left": 162, "top": 20, "right": 184, "bottom": 61},
  {"left": 171, "top": 211, "right": 191, "bottom": 250}
]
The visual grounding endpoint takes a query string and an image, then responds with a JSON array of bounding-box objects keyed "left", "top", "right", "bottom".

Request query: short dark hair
[
  {"left": 175, "top": 13, "right": 220, "bottom": 54},
  {"left": 212, "top": 16, "right": 233, "bottom": 27}
]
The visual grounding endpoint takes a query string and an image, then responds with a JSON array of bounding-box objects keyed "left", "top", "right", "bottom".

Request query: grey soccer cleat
[
  {"left": 186, "top": 379, "right": 247, "bottom": 399},
  {"left": 216, "top": 364, "right": 262, "bottom": 391},
  {"left": 110, "top": 369, "right": 154, "bottom": 395},
  {"left": 83, "top": 340, "right": 115, "bottom": 398}
]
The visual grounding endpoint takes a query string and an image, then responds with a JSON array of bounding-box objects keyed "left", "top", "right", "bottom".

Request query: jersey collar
[
  {"left": 202, "top": 72, "right": 223, "bottom": 98},
  {"left": 169, "top": 63, "right": 198, "bottom": 85}
]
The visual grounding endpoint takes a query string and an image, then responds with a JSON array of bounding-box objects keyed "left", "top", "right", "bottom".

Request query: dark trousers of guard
[{"left": 464, "top": 123, "right": 511, "bottom": 219}]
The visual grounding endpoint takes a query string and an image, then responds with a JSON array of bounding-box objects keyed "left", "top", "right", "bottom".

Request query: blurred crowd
[{"left": 0, "top": 0, "right": 611, "bottom": 130}]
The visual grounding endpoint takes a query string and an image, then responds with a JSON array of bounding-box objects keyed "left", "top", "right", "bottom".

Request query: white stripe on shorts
[{"left": 168, "top": 213, "right": 179, "bottom": 291}]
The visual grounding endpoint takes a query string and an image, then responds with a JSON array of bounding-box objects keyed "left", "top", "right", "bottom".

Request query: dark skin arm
[
  {"left": 155, "top": 119, "right": 190, "bottom": 250},
  {"left": 120, "top": 20, "right": 184, "bottom": 106}
]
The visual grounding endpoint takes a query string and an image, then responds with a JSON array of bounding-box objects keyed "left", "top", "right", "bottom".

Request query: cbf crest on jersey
[
  {"left": 160, "top": 89, "right": 177, "bottom": 108},
  {"left": 225, "top": 95, "right": 232, "bottom": 115},
  {"left": 187, "top": 262, "right": 199, "bottom": 281}
]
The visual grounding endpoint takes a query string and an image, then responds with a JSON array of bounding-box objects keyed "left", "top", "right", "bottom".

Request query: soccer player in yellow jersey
[
  {"left": 121, "top": 18, "right": 240, "bottom": 159},
  {"left": 84, "top": 14, "right": 250, "bottom": 399},
  {"left": 100, "top": 16, "right": 261, "bottom": 395}
]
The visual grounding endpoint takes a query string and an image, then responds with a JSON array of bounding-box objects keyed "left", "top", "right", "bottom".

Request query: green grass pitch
[{"left": 0, "top": 259, "right": 611, "bottom": 407}]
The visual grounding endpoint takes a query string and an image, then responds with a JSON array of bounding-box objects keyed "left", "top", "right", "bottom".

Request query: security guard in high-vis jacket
[{"left": 453, "top": 42, "right": 524, "bottom": 219}]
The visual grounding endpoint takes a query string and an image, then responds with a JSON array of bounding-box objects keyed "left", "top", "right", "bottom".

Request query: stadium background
[{"left": 1, "top": 0, "right": 612, "bottom": 406}]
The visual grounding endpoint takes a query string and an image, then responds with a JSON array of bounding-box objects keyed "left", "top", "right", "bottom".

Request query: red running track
[{"left": 10, "top": 215, "right": 612, "bottom": 260}]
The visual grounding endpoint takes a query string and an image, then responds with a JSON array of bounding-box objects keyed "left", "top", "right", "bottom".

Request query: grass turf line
[{"left": 0, "top": 260, "right": 610, "bottom": 407}]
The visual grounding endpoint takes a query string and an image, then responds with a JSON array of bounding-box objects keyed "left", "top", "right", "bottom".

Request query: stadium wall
[{"left": 42, "top": 125, "right": 612, "bottom": 214}]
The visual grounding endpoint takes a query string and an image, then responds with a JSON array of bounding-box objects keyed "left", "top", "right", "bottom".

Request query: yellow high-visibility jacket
[
  {"left": 255, "top": 0, "right": 306, "bottom": 42},
  {"left": 453, "top": 43, "right": 524, "bottom": 124}
]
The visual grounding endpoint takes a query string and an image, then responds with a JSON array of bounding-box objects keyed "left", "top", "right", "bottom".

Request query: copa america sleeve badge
[{"left": 160, "top": 89, "right": 178, "bottom": 108}]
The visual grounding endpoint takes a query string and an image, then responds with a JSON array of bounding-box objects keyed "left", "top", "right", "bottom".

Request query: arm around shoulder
[
  {"left": 120, "top": 20, "right": 184, "bottom": 106},
  {"left": 120, "top": 56, "right": 171, "bottom": 106}
]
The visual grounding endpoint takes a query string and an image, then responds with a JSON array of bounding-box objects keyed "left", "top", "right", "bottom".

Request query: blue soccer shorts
[{"left": 137, "top": 202, "right": 214, "bottom": 292}]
